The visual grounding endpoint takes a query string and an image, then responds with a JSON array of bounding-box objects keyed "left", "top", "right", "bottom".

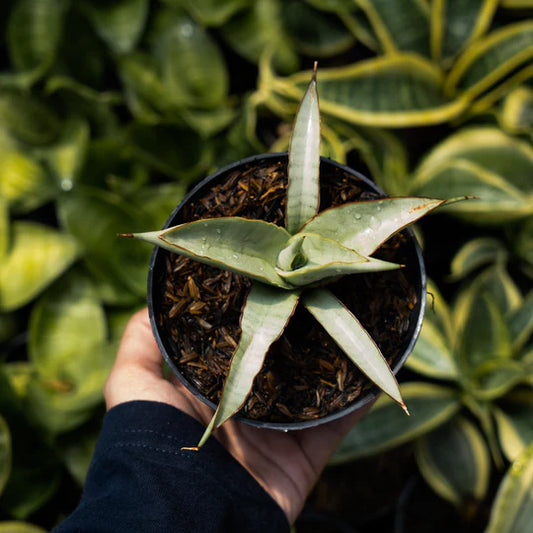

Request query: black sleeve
[{"left": 52, "top": 400, "right": 290, "bottom": 533}]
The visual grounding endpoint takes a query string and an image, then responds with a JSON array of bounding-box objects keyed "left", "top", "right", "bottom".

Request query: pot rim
[{"left": 147, "top": 152, "right": 427, "bottom": 431}]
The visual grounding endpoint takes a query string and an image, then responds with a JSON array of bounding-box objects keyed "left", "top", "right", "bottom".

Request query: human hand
[{"left": 104, "top": 308, "right": 373, "bottom": 524}]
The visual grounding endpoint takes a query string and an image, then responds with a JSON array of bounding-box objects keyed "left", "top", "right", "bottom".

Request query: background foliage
[{"left": 0, "top": 0, "right": 532, "bottom": 531}]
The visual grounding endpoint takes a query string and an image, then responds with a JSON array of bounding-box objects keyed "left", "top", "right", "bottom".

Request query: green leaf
[
  {"left": 415, "top": 416, "right": 490, "bottom": 508},
  {"left": 0, "top": 92, "right": 61, "bottom": 145},
  {"left": 0, "top": 523, "right": 47, "bottom": 533},
  {"left": 485, "top": 444, "right": 533, "bottom": 533},
  {"left": 273, "top": 54, "right": 468, "bottom": 127},
  {"left": 449, "top": 237, "right": 508, "bottom": 281},
  {"left": 282, "top": 1, "right": 355, "bottom": 57},
  {"left": 286, "top": 65, "right": 320, "bottom": 234},
  {"left": 457, "top": 291, "right": 512, "bottom": 370},
  {"left": 58, "top": 187, "right": 152, "bottom": 298},
  {"left": 445, "top": 21, "right": 533, "bottom": 102},
  {"left": 0, "top": 415, "right": 11, "bottom": 498},
  {"left": 508, "top": 291, "right": 533, "bottom": 353},
  {"left": 197, "top": 284, "right": 300, "bottom": 447},
  {"left": 354, "top": 0, "right": 430, "bottom": 56},
  {"left": 126, "top": 123, "right": 211, "bottom": 182},
  {"left": 219, "top": 0, "right": 299, "bottom": 73},
  {"left": 331, "top": 382, "right": 461, "bottom": 463},
  {"left": 408, "top": 319, "right": 458, "bottom": 380},
  {"left": 0, "top": 151, "right": 55, "bottom": 213},
  {"left": 170, "top": 0, "right": 250, "bottom": 27},
  {"left": 152, "top": 11, "right": 228, "bottom": 109},
  {"left": 499, "top": 85, "right": 533, "bottom": 135},
  {"left": 303, "top": 288, "right": 405, "bottom": 409},
  {"left": 132, "top": 218, "right": 292, "bottom": 288},
  {"left": 501, "top": 0, "right": 533, "bottom": 6},
  {"left": 0, "top": 197, "right": 8, "bottom": 261},
  {"left": 28, "top": 271, "right": 107, "bottom": 379},
  {"left": 59, "top": 428, "right": 99, "bottom": 486},
  {"left": 303, "top": 197, "right": 445, "bottom": 256},
  {"left": 7, "top": 0, "right": 65, "bottom": 74},
  {"left": 472, "top": 358, "right": 525, "bottom": 400},
  {"left": 415, "top": 127, "right": 533, "bottom": 194},
  {"left": 0, "top": 222, "right": 78, "bottom": 311},
  {"left": 36, "top": 116, "right": 90, "bottom": 190},
  {"left": 430, "top": 0, "right": 498, "bottom": 65},
  {"left": 82, "top": 0, "right": 149, "bottom": 55},
  {"left": 494, "top": 391, "right": 533, "bottom": 461}
]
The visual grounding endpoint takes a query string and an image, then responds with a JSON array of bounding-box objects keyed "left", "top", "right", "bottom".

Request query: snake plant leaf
[
  {"left": 82, "top": 0, "right": 149, "bottom": 55},
  {"left": 508, "top": 291, "right": 533, "bottom": 353},
  {"left": 415, "top": 416, "right": 490, "bottom": 509},
  {"left": 196, "top": 284, "right": 300, "bottom": 447},
  {"left": 500, "top": 86, "right": 533, "bottom": 135},
  {"left": 276, "top": 233, "right": 400, "bottom": 286},
  {"left": 454, "top": 264, "right": 522, "bottom": 323},
  {"left": 444, "top": 21, "right": 533, "bottom": 102},
  {"left": 411, "top": 127, "right": 533, "bottom": 222},
  {"left": 132, "top": 218, "right": 292, "bottom": 288},
  {"left": 303, "top": 197, "right": 444, "bottom": 256},
  {"left": 354, "top": 0, "right": 430, "bottom": 57},
  {"left": 273, "top": 54, "right": 468, "bottom": 127},
  {"left": 281, "top": 1, "right": 355, "bottom": 57},
  {"left": 472, "top": 358, "right": 526, "bottom": 401},
  {"left": 219, "top": 0, "right": 299, "bottom": 74},
  {"left": 302, "top": 288, "right": 405, "bottom": 409},
  {"left": 0, "top": 415, "right": 10, "bottom": 498},
  {"left": 286, "top": 64, "right": 320, "bottom": 234},
  {"left": 457, "top": 291, "right": 512, "bottom": 371},
  {"left": 152, "top": 12, "right": 228, "bottom": 109},
  {"left": 485, "top": 444, "right": 533, "bottom": 533},
  {"left": 408, "top": 319, "right": 458, "bottom": 380},
  {"left": 0, "top": 222, "right": 78, "bottom": 311},
  {"left": 6, "top": 0, "right": 65, "bottom": 74},
  {"left": 0, "top": 523, "right": 47, "bottom": 533},
  {"left": 501, "top": 0, "right": 533, "bottom": 5},
  {"left": 449, "top": 237, "right": 508, "bottom": 281},
  {"left": 494, "top": 391, "right": 533, "bottom": 461},
  {"left": 430, "top": 0, "right": 498, "bottom": 65},
  {"left": 337, "top": 6, "right": 380, "bottom": 52},
  {"left": 331, "top": 382, "right": 461, "bottom": 463}
]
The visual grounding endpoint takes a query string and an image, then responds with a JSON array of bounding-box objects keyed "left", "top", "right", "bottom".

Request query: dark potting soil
[{"left": 157, "top": 158, "right": 419, "bottom": 423}]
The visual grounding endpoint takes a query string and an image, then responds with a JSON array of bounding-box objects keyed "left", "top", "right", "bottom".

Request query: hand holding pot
[{"left": 104, "top": 308, "right": 372, "bottom": 524}]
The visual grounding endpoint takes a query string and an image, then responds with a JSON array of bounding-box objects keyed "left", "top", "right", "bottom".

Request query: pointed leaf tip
[
  {"left": 180, "top": 446, "right": 200, "bottom": 452},
  {"left": 117, "top": 233, "right": 134, "bottom": 238},
  {"left": 402, "top": 403, "right": 410, "bottom": 416},
  {"left": 313, "top": 61, "right": 318, "bottom": 80}
]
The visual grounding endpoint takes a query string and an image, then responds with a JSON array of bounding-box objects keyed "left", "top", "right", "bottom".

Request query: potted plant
[{"left": 122, "top": 65, "right": 461, "bottom": 448}]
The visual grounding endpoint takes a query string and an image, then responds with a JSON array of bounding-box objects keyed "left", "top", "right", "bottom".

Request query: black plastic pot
[{"left": 147, "top": 153, "right": 427, "bottom": 431}]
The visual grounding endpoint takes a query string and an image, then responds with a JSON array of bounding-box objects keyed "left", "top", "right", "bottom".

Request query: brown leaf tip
[
  {"left": 181, "top": 446, "right": 200, "bottom": 452},
  {"left": 312, "top": 61, "right": 318, "bottom": 81},
  {"left": 117, "top": 233, "right": 134, "bottom": 238}
]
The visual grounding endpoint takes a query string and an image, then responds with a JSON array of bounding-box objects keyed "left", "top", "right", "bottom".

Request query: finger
[{"left": 113, "top": 308, "right": 163, "bottom": 376}]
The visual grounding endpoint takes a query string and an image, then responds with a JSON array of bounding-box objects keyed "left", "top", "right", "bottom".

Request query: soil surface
[{"left": 156, "top": 157, "right": 421, "bottom": 424}]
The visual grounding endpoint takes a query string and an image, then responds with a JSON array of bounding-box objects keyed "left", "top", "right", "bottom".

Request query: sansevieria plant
[{"left": 123, "top": 64, "right": 462, "bottom": 448}]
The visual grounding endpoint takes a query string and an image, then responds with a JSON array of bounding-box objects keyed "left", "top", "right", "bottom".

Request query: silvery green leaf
[
  {"left": 303, "top": 288, "right": 406, "bottom": 410},
  {"left": 195, "top": 283, "right": 300, "bottom": 447},
  {"left": 286, "top": 64, "right": 320, "bottom": 234},
  {"left": 131, "top": 218, "right": 292, "bottom": 288},
  {"left": 276, "top": 232, "right": 400, "bottom": 286},
  {"left": 302, "top": 197, "right": 445, "bottom": 256}
]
